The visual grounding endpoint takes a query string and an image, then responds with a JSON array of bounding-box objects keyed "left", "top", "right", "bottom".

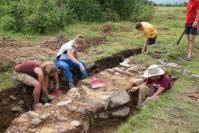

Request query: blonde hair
[
  {"left": 41, "top": 61, "right": 57, "bottom": 75},
  {"left": 74, "top": 35, "right": 85, "bottom": 45}
]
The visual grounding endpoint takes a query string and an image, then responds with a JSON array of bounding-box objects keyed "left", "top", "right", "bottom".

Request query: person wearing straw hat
[{"left": 136, "top": 64, "right": 172, "bottom": 108}]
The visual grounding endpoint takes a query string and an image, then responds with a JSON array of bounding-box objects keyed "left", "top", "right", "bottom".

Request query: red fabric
[
  {"left": 14, "top": 60, "right": 41, "bottom": 78},
  {"left": 146, "top": 75, "right": 172, "bottom": 92},
  {"left": 50, "top": 89, "right": 64, "bottom": 97},
  {"left": 186, "top": 0, "right": 199, "bottom": 24}
]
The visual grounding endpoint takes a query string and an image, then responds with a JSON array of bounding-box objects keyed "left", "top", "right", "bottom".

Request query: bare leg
[
  {"left": 15, "top": 72, "right": 41, "bottom": 104},
  {"left": 188, "top": 34, "right": 195, "bottom": 57},
  {"left": 32, "top": 81, "right": 42, "bottom": 104},
  {"left": 142, "top": 40, "right": 148, "bottom": 53},
  {"left": 42, "top": 76, "right": 50, "bottom": 97}
]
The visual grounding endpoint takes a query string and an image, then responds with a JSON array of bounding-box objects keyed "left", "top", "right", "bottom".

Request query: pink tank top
[{"left": 14, "top": 60, "right": 42, "bottom": 78}]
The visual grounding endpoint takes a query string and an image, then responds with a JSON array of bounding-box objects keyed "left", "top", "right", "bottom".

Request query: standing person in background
[
  {"left": 135, "top": 22, "right": 157, "bottom": 53},
  {"left": 185, "top": 0, "right": 199, "bottom": 61},
  {"left": 55, "top": 35, "right": 88, "bottom": 89},
  {"left": 14, "top": 60, "right": 59, "bottom": 105}
]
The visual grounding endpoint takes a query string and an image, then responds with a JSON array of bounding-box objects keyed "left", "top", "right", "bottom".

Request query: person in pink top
[
  {"left": 131, "top": 64, "right": 172, "bottom": 108},
  {"left": 14, "top": 60, "right": 59, "bottom": 106},
  {"left": 185, "top": 0, "right": 199, "bottom": 61}
]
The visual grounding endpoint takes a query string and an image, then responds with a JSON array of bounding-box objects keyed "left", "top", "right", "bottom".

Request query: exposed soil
[
  {"left": 0, "top": 36, "right": 33, "bottom": 48},
  {"left": 0, "top": 86, "right": 33, "bottom": 133},
  {"left": 100, "top": 23, "right": 132, "bottom": 35},
  {"left": 40, "top": 36, "right": 68, "bottom": 51},
  {"left": 0, "top": 36, "right": 141, "bottom": 133},
  {"left": 41, "top": 36, "right": 107, "bottom": 52},
  {"left": 0, "top": 36, "right": 107, "bottom": 66},
  {"left": 90, "top": 118, "right": 126, "bottom": 133},
  {"left": 0, "top": 44, "right": 56, "bottom": 66},
  {"left": 85, "top": 37, "right": 107, "bottom": 48},
  {"left": 88, "top": 48, "right": 142, "bottom": 75}
]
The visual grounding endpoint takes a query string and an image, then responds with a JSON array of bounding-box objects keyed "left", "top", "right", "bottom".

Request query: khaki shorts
[{"left": 14, "top": 72, "right": 38, "bottom": 86}]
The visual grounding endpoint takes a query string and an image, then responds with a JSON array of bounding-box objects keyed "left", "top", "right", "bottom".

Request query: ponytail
[{"left": 74, "top": 35, "right": 85, "bottom": 45}]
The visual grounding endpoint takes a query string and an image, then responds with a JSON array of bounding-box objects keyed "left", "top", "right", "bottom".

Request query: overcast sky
[{"left": 149, "top": 0, "right": 186, "bottom": 4}]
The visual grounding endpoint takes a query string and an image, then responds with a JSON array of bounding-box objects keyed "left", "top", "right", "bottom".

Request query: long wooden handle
[{"left": 177, "top": 30, "right": 185, "bottom": 45}]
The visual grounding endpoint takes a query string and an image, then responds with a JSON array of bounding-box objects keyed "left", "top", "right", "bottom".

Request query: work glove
[{"left": 79, "top": 63, "right": 85, "bottom": 72}]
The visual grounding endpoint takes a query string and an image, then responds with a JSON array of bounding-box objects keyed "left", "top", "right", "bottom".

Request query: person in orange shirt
[{"left": 136, "top": 22, "right": 157, "bottom": 52}]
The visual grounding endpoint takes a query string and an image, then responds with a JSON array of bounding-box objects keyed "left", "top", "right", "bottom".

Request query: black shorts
[
  {"left": 185, "top": 23, "right": 198, "bottom": 35},
  {"left": 147, "top": 36, "right": 157, "bottom": 45}
]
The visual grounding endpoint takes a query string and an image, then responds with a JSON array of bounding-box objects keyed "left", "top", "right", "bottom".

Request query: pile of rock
[{"left": 6, "top": 57, "right": 147, "bottom": 133}]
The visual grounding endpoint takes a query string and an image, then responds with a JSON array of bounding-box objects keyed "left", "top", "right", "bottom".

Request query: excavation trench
[{"left": 0, "top": 48, "right": 141, "bottom": 133}]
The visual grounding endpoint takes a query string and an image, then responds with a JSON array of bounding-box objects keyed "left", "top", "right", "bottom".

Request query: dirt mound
[
  {"left": 0, "top": 36, "right": 57, "bottom": 65},
  {"left": 41, "top": 36, "right": 107, "bottom": 52},
  {"left": 100, "top": 23, "right": 132, "bottom": 35},
  {"left": 0, "top": 37, "right": 32, "bottom": 48},
  {"left": 100, "top": 23, "right": 114, "bottom": 34},
  {"left": 41, "top": 36, "right": 67, "bottom": 51},
  {"left": 0, "top": 45, "right": 56, "bottom": 65},
  {"left": 0, "top": 35, "right": 108, "bottom": 66},
  {"left": 85, "top": 37, "right": 107, "bottom": 48}
]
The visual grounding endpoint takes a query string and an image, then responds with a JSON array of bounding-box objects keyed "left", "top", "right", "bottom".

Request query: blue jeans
[{"left": 55, "top": 59, "right": 88, "bottom": 82}]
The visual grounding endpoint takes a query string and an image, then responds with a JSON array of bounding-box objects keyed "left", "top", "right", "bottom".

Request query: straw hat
[{"left": 143, "top": 64, "right": 165, "bottom": 78}]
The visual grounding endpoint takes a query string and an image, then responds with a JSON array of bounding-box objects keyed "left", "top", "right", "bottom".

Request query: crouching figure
[
  {"left": 133, "top": 64, "right": 172, "bottom": 108},
  {"left": 14, "top": 60, "right": 59, "bottom": 105}
]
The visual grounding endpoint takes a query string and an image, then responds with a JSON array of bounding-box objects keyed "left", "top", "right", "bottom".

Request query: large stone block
[
  {"left": 111, "top": 106, "right": 130, "bottom": 118},
  {"left": 110, "top": 90, "right": 131, "bottom": 108}
]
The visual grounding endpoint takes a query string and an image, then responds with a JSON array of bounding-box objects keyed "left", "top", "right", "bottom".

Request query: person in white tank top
[{"left": 55, "top": 35, "right": 88, "bottom": 89}]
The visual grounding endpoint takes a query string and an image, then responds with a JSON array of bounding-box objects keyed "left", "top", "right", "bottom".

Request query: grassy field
[
  {"left": 1, "top": 6, "right": 199, "bottom": 133},
  {"left": 116, "top": 7, "right": 199, "bottom": 133}
]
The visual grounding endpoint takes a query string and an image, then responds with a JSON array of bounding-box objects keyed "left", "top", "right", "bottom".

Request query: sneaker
[
  {"left": 48, "top": 95, "right": 56, "bottom": 101},
  {"left": 186, "top": 56, "right": 192, "bottom": 61}
]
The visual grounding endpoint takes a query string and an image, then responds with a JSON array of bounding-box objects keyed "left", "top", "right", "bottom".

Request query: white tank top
[{"left": 56, "top": 40, "right": 76, "bottom": 60}]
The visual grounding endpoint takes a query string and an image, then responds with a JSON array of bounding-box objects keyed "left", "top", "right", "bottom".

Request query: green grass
[
  {"left": 1, "top": 6, "right": 199, "bottom": 133},
  {"left": 116, "top": 6, "right": 199, "bottom": 133},
  {"left": 0, "top": 71, "right": 19, "bottom": 91}
]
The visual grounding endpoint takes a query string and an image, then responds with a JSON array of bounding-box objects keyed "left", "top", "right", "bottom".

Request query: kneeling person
[
  {"left": 136, "top": 64, "right": 171, "bottom": 108},
  {"left": 14, "top": 60, "right": 59, "bottom": 105}
]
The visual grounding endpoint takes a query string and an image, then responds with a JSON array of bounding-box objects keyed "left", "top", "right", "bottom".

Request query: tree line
[{"left": 0, "top": 0, "right": 154, "bottom": 34}]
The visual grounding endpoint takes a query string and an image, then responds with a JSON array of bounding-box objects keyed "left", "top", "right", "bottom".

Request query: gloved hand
[{"left": 79, "top": 63, "right": 85, "bottom": 72}]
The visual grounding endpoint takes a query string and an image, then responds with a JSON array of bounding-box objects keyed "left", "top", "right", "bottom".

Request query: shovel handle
[{"left": 177, "top": 30, "right": 185, "bottom": 45}]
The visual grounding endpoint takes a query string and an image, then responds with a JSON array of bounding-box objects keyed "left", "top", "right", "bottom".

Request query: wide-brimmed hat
[{"left": 143, "top": 64, "right": 165, "bottom": 78}]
